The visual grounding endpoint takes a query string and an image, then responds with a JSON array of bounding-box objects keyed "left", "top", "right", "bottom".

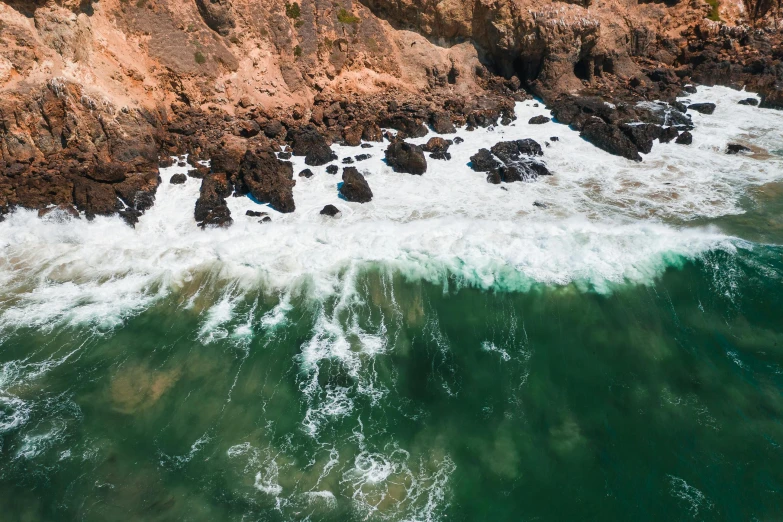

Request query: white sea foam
[{"left": 0, "top": 86, "right": 778, "bottom": 340}]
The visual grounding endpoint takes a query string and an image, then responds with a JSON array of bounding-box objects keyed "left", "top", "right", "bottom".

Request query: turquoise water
[{"left": 2, "top": 87, "right": 783, "bottom": 521}]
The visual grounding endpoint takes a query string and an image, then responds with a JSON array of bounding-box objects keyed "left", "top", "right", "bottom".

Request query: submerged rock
[
  {"left": 340, "top": 167, "right": 373, "bottom": 203},
  {"left": 675, "top": 131, "right": 693, "bottom": 145},
  {"left": 727, "top": 143, "right": 751, "bottom": 154},
  {"left": 528, "top": 115, "right": 550, "bottom": 125},
  {"left": 320, "top": 204, "right": 341, "bottom": 217},
  {"left": 385, "top": 141, "right": 427, "bottom": 175},
  {"left": 688, "top": 103, "right": 716, "bottom": 115}
]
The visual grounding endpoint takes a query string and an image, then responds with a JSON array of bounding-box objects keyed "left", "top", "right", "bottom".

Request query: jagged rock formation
[{"left": 1, "top": 0, "right": 782, "bottom": 221}]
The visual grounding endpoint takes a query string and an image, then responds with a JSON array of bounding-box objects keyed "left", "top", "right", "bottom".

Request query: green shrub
[
  {"left": 194, "top": 51, "right": 206, "bottom": 64},
  {"left": 295, "top": 19, "right": 304, "bottom": 28},
  {"left": 285, "top": 2, "right": 301, "bottom": 19},
  {"left": 706, "top": 0, "right": 721, "bottom": 21},
  {"left": 337, "top": 8, "right": 360, "bottom": 24},
  {"left": 293, "top": 45, "right": 302, "bottom": 57}
]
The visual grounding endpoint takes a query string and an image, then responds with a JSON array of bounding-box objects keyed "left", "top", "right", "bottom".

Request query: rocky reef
[{"left": 1, "top": 0, "right": 782, "bottom": 224}]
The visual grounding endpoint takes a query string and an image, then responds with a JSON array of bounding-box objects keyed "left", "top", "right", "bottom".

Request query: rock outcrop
[
  {"left": 385, "top": 141, "right": 427, "bottom": 175},
  {"left": 470, "top": 139, "right": 550, "bottom": 184},
  {"left": 340, "top": 167, "right": 373, "bottom": 203}
]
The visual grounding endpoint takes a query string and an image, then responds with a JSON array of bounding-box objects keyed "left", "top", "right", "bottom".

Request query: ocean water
[{"left": 1, "top": 86, "right": 782, "bottom": 521}]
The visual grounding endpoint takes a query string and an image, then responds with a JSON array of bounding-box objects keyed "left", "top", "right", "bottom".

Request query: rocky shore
[{"left": 1, "top": 0, "right": 782, "bottom": 226}]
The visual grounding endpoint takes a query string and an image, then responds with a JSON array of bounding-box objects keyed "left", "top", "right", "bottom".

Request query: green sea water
[{"left": 1, "top": 219, "right": 783, "bottom": 521}]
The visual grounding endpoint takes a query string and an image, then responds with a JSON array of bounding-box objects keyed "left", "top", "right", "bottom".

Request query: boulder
[
  {"left": 422, "top": 137, "right": 452, "bottom": 154},
  {"left": 471, "top": 140, "right": 550, "bottom": 183},
  {"left": 385, "top": 141, "right": 427, "bottom": 175},
  {"left": 344, "top": 124, "right": 363, "bottom": 147},
  {"left": 738, "top": 98, "right": 759, "bottom": 106},
  {"left": 619, "top": 123, "right": 662, "bottom": 154},
  {"left": 289, "top": 125, "right": 337, "bottom": 166},
  {"left": 170, "top": 174, "right": 187, "bottom": 184},
  {"left": 659, "top": 127, "right": 679, "bottom": 143},
  {"left": 688, "top": 103, "right": 716, "bottom": 115},
  {"left": 238, "top": 149, "right": 296, "bottom": 213},
  {"left": 528, "top": 115, "right": 550, "bottom": 125},
  {"left": 675, "top": 131, "right": 693, "bottom": 145},
  {"left": 339, "top": 167, "right": 373, "bottom": 203},
  {"left": 430, "top": 112, "right": 457, "bottom": 134},
  {"left": 326, "top": 165, "right": 339, "bottom": 174},
  {"left": 299, "top": 168, "right": 314, "bottom": 178},
  {"left": 264, "top": 120, "right": 285, "bottom": 138},
  {"left": 362, "top": 124, "right": 383, "bottom": 142},
  {"left": 469, "top": 149, "right": 500, "bottom": 172},
  {"left": 194, "top": 173, "right": 233, "bottom": 228},
  {"left": 580, "top": 118, "right": 642, "bottom": 161},
  {"left": 320, "top": 204, "right": 341, "bottom": 217}
]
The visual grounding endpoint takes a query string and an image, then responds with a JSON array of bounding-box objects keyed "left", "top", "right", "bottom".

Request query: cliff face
[{"left": 1, "top": 0, "right": 782, "bottom": 221}]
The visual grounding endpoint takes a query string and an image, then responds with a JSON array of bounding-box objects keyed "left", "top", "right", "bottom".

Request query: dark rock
[
  {"left": 469, "top": 149, "right": 501, "bottom": 172},
  {"left": 170, "top": 173, "right": 187, "bottom": 184},
  {"left": 239, "top": 120, "right": 261, "bottom": 138},
  {"left": 659, "top": 126, "right": 680, "bottom": 144},
  {"left": 682, "top": 85, "right": 698, "bottom": 94},
  {"left": 381, "top": 113, "right": 428, "bottom": 138},
  {"left": 326, "top": 165, "right": 339, "bottom": 174},
  {"left": 355, "top": 154, "right": 372, "bottom": 162},
  {"left": 472, "top": 140, "right": 550, "bottom": 183},
  {"left": 340, "top": 167, "right": 373, "bottom": 203},
  {"left": 422, "top": 137, "right": 452, "bottom": 154},
  {"left": 727, "top": 143, "right": 752, "bottom": 154},
  {"left": 620, "top": 123, "right": 662, "bottom": 154},
  {"left": 158, "top": 156, "right": 175, "bottom": 168},
  {"left": 385, "top": 142, "right": 427, "bottom": 175},
  {"left": 278, "top": 152, "right": 292, "bottom": 160},
  {"left": 342, "top": 157, "right": 354, "bottom": 164},
  {"left": 533, "top": 201, "right": 548, "bottom": 209},
  {"left": 430, "top": 151, "right": 452, "bottom": 160},
  {"left": 688, "top": 103, "right": 716, "bottom": 115},
  {"left": 675, "top": 131, "right": 693, "bottom": 145},
  {"left": 320, "top": 204, "right": 341, "bottom": 217},
  {"left": 453, "top": 137, "right": 464, "bottom": 144},
  {"left": 362, "top": 124, "right": 383, "bottom": 142},
  {"left": 738, "top": 98, "right": 759, "bottom": 106},
  {"left": 195, "top": 173, "right": 233, "bottom": 228},
  {"left": 550, "top": 136, "right": 559, "bottom": 142},
  {"left": 299, "top": 168, "right": 314, "bottom": 178},
  {"left": 178, "top": 161, "right": 188, "bottom": 167},
  {"left": 238, "top": 149, "right": 296, "bottom": 213},
  {"left": 188, "top": 165, "right": 210, "bottom": 178},
  {"left": 430, "top": 112, "right": 457, "bottom": 134},
  {"left": 246, "top": 210, "right": 268, "bottom": 217},
  {"left": 289, "top": 126, "right": 337, "bottom": 166},
  {"left": 264, "top": 120, "right": 285, "bottom": 138},
  {"left": 360, "top": 143, "right": 373, "bottom": 149},
  {"left": 259, "top": 216, "right": 272, "bottom": 223},
  {"left": 528, "top": 115, "right": 550, "bottom": 125},
  {"left": 672, "top": 101, "right": 688, "bottom": 113},
  {"left": 580, "top": 118, "right": 642, "bottom": 162}
]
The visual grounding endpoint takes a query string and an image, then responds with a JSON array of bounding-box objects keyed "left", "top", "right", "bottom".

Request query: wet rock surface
[
  {"left": 320, "top": 204, "right": 341, "bottom": 217},
  {"left": 195, "top": 173, "right": 233, "bottom": 228},
  {"left": 471, "top": 139, "right": 550, "bottom": 184},
  {"left": 385, "top": 142, "right": 427, "bottom": 175},
  {"left": 339, "top": 167, "right": 373, "bottom": 203},
  {"left": 237, "top": 149, "right": 296, "bottom": 213}
]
